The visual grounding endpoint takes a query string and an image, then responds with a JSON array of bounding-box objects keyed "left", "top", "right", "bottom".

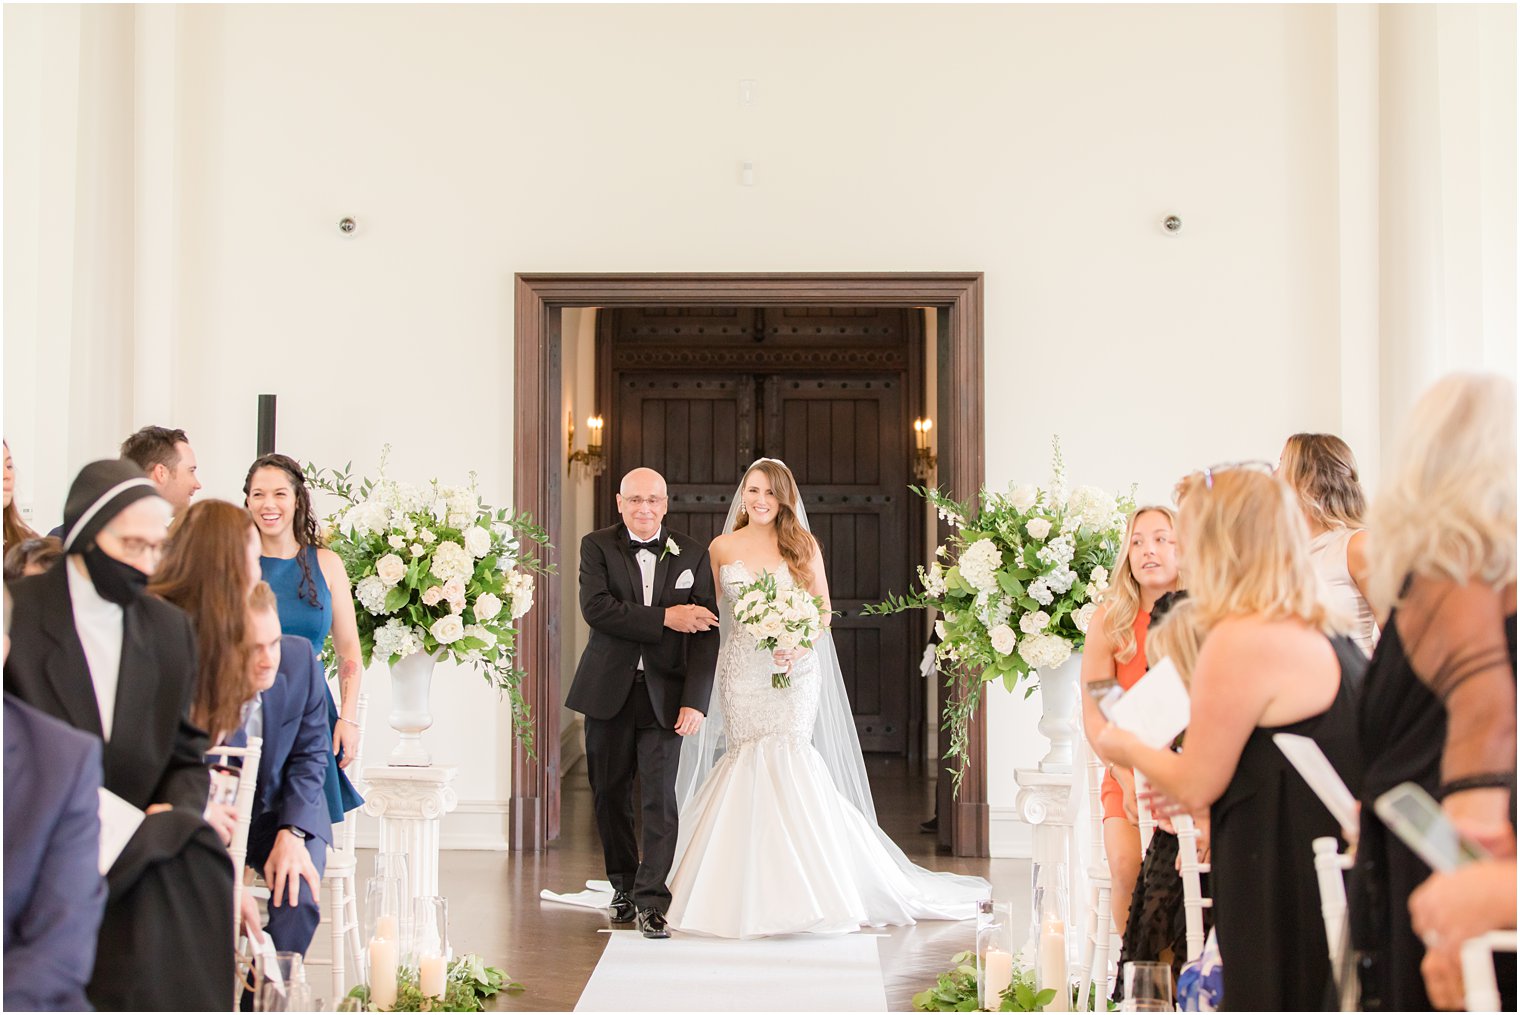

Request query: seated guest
[
  {"left": 1081, "top": 506, "right": 1181, "bottom": 939},
  {"left": 3, "top": 439, "right": 40, "bottom": 552},
  {"left": 4, "top": 459, "right": 234, "bottom": 1010},
  {"left": 1098, "top": 465, "right": 1365, "bottom": 1011},
  {"left": 4, "top": 535, "right": 62, "bottom": 580},
  {"left": 1278, "top": 432, "right": 1378, "bottom": 654},
  {"left": 1352, "top": 373, "right": 1517, "bottom": 1012},
  {"left": 233, "top": 583, "right": 332, "bottom": 957},
  {"left": 3, "top": 586, "right": 107, "bottom": 1012}
]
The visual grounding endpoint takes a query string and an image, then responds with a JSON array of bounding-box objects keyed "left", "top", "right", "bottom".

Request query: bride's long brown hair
[{"left": 735, "top": 460, "right": 817, "bottom": 589}]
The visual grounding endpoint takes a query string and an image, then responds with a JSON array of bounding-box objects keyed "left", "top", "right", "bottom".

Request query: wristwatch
[{"left": 282, "top": 825, "right": 310, "bottom": 840}]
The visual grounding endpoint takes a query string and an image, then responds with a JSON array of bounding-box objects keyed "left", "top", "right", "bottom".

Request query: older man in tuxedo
[
  {"left": 566, "top": 467, "right": 720, "bottom": 939},
  {"left": 4, "top": 459, "right": 232, "bottom": 1010}
]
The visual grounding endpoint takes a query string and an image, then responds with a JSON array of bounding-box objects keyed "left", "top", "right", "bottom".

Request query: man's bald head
[{"left": 617, "top": 468, "right": 668, "bottom": 541}]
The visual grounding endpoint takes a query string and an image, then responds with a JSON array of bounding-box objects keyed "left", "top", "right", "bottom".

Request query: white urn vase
[
  {"left": 388, "top": 650, "right": 442, "bottom": 767},
  {"left": 1035, "top": 651, "right": 1083, "bottom": 774}
]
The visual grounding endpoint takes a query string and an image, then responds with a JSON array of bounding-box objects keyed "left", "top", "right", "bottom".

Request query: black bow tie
[{"left": 628, "top": 535, "right": 662, "bottom": 552}]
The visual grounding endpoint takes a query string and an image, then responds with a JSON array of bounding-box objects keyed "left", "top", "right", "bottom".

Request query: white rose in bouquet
[
  {"left": 776, "top": 629, "right": 804, "bottom": 650},
  {"left": 441, "top": 576, "right": 467, "bottom": 614},
  {"left": 1019, "top": 610, "right": 1051, "bottom": 635},
  {"left": 430, "top": 541, "right": 472, "bottom": 582},
  {"left": 430, "top": 614, "right": 465, "bottom": 645},
  {"left": 757, "top": 614, "right": 787, "bottom": 639},
  {"left": 472, "top": 591, "right": 503, "bottom": 623},
  {"left": 464, "top": 525, "right": 492, "bottom": 558},
  {"left": 375, "top": 553, "right": 407, "bottom": 587},
  {"left": 1025, "top": 517, "right": 1053, "bottom": 540},
  {"left": 355, "top": 576, "right": 390, "bottom": 615},
  {"left": 989, "top": 623, "right": 1017, "bottom": 656},
  {"left": 1075, "top": 602, "right": 1098, "bottom": 633},
  {"left": 388, "top": 534, "right": 406, "bottom": 549},
  {"left": 421, "top": 584, "right": 446, "bottom": 607},
  {"left": 1007, "top": 484, "right": 1039, "bottom": 511}
]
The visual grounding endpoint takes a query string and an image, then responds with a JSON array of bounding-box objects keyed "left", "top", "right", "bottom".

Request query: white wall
[{"left": 4, "top": 4, "right": 1514, "bottom": 851}]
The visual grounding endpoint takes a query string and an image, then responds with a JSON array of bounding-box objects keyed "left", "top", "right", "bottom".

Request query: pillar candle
[
  {"left": 984, "top": 946, "right": 1014, "bottom": 1006},
  {"left": 376, "top": 914, "right": 399, "bottom": 941},
  {"left": 419, "top": 954, "right": 447, "bottom": 998},
  {"left": 368, "top": 937, "right": 399, "bottom": 1008},
  {"left": 1038, "top": 915, "right": 1069, "bottom": 1011}
]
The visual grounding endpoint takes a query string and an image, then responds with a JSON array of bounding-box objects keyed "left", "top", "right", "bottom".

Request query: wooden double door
[{"left": 594, "top": 308, "right": 926, "bottom": 755}]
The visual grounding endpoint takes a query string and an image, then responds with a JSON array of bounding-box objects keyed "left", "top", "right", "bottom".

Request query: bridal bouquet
[
  {"left": 866, "top": 437, "right": 1132, "bottom": 787},
  {"left": 731, "top": 571, "right": 828, "bottom": 689},
  {"left": 306, "top": 447, "right": 550, "bottom": 745}
]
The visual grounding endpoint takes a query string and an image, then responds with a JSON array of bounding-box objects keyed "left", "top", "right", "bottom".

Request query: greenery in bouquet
[
  {"left": 306, "top": 447, "right": 551, "bottom": 749},
  {"left": 730, "top": 570, "right": 830, "bottom": 689},
  {"left": 866, "top": 438, "right": 1132, "bottom": 789},
  {"left": 344, "top": 953, "right": 522, "bottom": 1012}
]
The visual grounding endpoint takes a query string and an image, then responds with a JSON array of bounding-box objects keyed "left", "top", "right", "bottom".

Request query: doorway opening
[{"left": 512, "top": 274, "right": 988, "bottom": 857}]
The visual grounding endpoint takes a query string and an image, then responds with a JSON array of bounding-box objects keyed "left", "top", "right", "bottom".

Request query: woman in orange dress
[{"left": 1080, "top": 505, "right": 1181, "bottom": 937}]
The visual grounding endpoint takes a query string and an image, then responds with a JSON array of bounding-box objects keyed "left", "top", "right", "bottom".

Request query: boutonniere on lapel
[{"left": 661, "top": 538, "right": 681, "bottom": 562}]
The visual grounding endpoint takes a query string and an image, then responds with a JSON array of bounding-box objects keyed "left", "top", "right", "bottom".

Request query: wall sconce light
[
  {"left": 913, "top": 417, "right": 937, "bottom": 481},
  {"left": 568, "top": 414, "right": 606, "bottom": 478}
]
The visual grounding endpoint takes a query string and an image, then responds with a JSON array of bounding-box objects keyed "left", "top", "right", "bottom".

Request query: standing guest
[
  {"left": 120, "top": 425, "right": 202, "bottom": 515},
  {"left": 3, "top": 459, "right": 234, "bottom": 1010},
  {"left": 1080, "top": 506, "right": 1181, "bottom": 939},
  {"left": 230, "top": 583, "right": 331, "bottom": 957},
  {"left": 1352, "top": 373, "right": 1516, "bottom": 1012},
  {"left": 245, "top": 454, "right": 364, "bottom": 821},
  {"left": 3, "top": 439, "right": 39, "bottom": 551},
  {"left": 1278, "top": 433, "right": 1378, "bottom": 654},
  {"left": 3, "top": 585, "right": 108, "bottom": 1013},
  {"left": 1098, "top": 466, "right": 1364, "bottom": 1011},
  {"left": 4, "top": 535, "right": 62, "bottom": 581}
]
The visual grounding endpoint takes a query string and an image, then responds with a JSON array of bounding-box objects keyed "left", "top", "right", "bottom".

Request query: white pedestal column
[
  {"left": 1015, "top": 764, "right": 1083, "bottom": 973},
  {"left": 362, "top": 765, "right": 459, "bottom": 905}
]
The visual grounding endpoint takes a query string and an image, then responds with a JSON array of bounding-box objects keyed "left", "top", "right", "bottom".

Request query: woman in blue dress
[{"left": 245, "top": 453, "right": 364, "bottom": 821}]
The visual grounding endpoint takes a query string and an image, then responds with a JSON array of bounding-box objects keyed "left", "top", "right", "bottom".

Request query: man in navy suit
[
  {"left": 236, "top": 582, "right": 332, "bottom": 954},
  {"left": 3, "top": 586, "right": 108, "bottom": 1011}
]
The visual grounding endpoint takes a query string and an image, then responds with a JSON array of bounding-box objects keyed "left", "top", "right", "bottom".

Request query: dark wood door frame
[{"left": 512, "top": 273, "right": 988, "bottom": 857}]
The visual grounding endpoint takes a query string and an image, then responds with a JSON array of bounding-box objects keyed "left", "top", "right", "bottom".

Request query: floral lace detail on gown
[{"left": 665, "top": 561, "right": 987, "bottom": 939}]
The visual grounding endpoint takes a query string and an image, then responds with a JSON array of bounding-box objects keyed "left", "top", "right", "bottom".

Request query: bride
[{"left": 666, "top": 458, "right": 989, "bottom": 938}]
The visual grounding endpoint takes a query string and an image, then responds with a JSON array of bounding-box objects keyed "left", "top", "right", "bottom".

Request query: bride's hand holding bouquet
[{"left": 731, "top": 571, "right": 829, "bottom": 688}]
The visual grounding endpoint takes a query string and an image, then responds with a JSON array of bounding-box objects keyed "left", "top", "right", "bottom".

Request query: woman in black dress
[
  {"left": 1351, "top": 372, "right": 1516, "bottom": 1012},
  {"left": 1098, "top": 466, "right": 1364, "bottom": 1011}
]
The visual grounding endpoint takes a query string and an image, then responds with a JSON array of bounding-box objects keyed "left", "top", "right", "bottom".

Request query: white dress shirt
[
  {"left": 636, "top": 546, "right": 656, "bottom": 672},
  {"left": 66, "top": 559, "right": 125, "bottom": 740}
]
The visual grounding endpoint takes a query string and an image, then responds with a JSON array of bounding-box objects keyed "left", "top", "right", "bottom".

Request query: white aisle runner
[{"left": 574, "top": 932, "right": 889, "bottom": 1012}]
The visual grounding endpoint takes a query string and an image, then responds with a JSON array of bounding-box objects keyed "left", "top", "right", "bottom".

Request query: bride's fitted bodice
[{"left": 717, "top": 561, "right": 821, "bottom": 750}]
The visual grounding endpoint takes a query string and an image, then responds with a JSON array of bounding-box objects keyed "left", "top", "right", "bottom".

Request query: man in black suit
[
  {"left": 566, "top": 467, "right": 720, "bottom": 939},
  {"left": 4, "top": 459, "right": 233, "bottom": 1010}
]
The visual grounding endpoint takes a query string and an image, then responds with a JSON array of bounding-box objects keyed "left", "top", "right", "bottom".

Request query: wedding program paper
[{"left": 1103, "top": 656, "right": 1190, "bottom": 748}]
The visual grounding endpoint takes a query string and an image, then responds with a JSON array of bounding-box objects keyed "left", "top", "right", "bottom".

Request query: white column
[{"left": 362, "top": 765, "right": 460, "bottom": 906}]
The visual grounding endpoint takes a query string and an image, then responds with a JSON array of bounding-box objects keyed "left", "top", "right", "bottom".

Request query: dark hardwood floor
[{"left": 417, "top": 755, "right": 1026, "bottom": 1012}]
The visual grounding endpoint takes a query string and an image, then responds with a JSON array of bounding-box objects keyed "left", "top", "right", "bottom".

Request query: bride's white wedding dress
[{"left": 664, "top": 561, "right": 988, "bottom": 939}]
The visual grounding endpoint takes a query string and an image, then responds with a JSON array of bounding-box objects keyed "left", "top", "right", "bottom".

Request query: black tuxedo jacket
[
  {"left": 4, "top": 562, "right": 209, "bottom": 814},
  {"left": 565, "top": 524, "right": 719, "bottom": 728}
]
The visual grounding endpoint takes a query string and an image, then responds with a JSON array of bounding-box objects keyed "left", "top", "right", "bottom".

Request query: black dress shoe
[
  {"left": 609, "top": 891, "right": 636, "bottom": 924},
  {"left": 637, "top": 908, "right": 670, "bottom": 939}
]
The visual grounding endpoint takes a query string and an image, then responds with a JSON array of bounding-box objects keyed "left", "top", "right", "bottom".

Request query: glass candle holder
[
  {"left": 976, "top": 898, "right": 1016, "bottom": 1011},
  {"left": 1031, "top": 861, "right": 1071, "bottom": 1011},
  {"left": 374, "top": 852, "right": 412, "bottom": 946},
  {"left": 413, "top": 896, "right": 450, "bottom": 1000}
]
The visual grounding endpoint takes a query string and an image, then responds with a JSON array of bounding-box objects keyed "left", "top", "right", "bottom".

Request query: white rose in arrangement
[
  {"left": 472, "top": 591, "right": 503, "bottom": 622},
  {"left": 1021, "top": 631, "right": 1074, "bottom": 671},
  {"left": 430, "top": 614, "right": 465, "bottom": 645},
  {"left": 1025, "top": 517, "right": 1053, "bottom": 540},
  {"left": 410, "top": 543, "right": 425, "bottom": 558},
  {"left": 463, "top": 624, "right": 497, "bottom": 649},
  {"left": 355, "top": 576, "right": 390, "bottom": 615},
  {"left": 1007, "top": 484, "right": 1039, "bottom": 511},
  {"left": 421, "top": 585, "right": 445, "bottom": 607},
  {"left": 1075, "top": 602, "right": 1098, "bottom": 634},
  {"left": 989, "top": 623, "right": 1017, "bottom": 656},
  {"left": 388, "top": 534, "right": 405, "bottom": 549},
  {"left": 420, "top": 529, "right": 437, "bottom": 544},
  {"left": 375, "top": 553, "right": 407, "bottom": 587},
  {"left": 464, "top": 525, "right": 492, "bottom": 558},
  {"left": 430, "top": 541, "right": 472, "bottom": 582},
  {"left": 1020, "top": 610, "right": 1051, "bottom": 635},
  {"left": 441, "top": 576, "right": 467, "bottom": 614},
  {"left": 934, "top": 619, "right": 949, "bottom": 641}
]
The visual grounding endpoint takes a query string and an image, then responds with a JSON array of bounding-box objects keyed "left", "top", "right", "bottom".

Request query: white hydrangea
[
  {"left": 1068, "top": 485, "right": 1120, "bottom": 532},
  {"left": 1075, "top": 602, "right": 1098, "bottom": 633},
  {"left": 957, "top": 539, "right": 1003, "bottom": 596},
  {"left": 1021, "top": 631, "right": 1074, "bottom": 670},
  {"left": 429, "top": 541, "right": 473, "bottom": 583},
  {"left": 472, "top": 592, "right": 503, "bottom": 623},
  {"left": 1020, "top": 610, "right": 1051, "bottom": 635},
  {"left": 986, "top": 595, "right": 1013, "bottom": 629},
  {"left": 1025, "top": 517, "right": 1053, "bottom": 540},
  {"left": 355, "top": 575, "right": 390, "bottom": 615},
  {"left": 989, "top": 623, "right": 1017, "bottom": 656},
  {"left": 430, "top": 614, "right": 465, "bottom": 645},
  {"left": 373, "top": 618, "right": 424, "bottom": 661},
  {"left": 464, "top": 525, "right": 492, "bottom": 558},
  {"left": 1028, "top": 578, "right": 1055, "bottom": 606},
  {"left": 1047, "top": 566, "right": 1077, "bottom": 595},
  {"left": 343, "top": 501, "right": 389, "bottom": 537},
  {"left": 1007, "top": 484, "right": 1039, "bottom": 512}
]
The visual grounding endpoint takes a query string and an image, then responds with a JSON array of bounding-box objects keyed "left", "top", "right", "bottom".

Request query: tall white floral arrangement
[
  {"left": 306, "top": 448, "right": 551, "bottom": 747},
  {"left": 868, "top": 438, "right": 1132, "bottom": 787}
]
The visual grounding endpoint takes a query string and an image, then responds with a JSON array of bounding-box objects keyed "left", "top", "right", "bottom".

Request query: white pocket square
[{"left": 674, "top": 570, "right": 695, "bottom": 590}]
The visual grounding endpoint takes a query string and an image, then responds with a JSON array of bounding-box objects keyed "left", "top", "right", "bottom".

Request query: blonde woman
[
  {"left": 1278, "top": 433, "right": 1377, "bottom": 653},
  {"left": 1080, "top": 506, "right": 1180, "bottom": 939},
  {"left": 1096, "top": 467, "right": 1365, "bottom": 1011},
  {"left": 1351, "top": 373, "right": 1517, "bottom": 1012}
]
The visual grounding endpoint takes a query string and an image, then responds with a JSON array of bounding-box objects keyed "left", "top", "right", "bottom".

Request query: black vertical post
[{"left": 256, "top": 395, "right": 277, "bottom": 456}]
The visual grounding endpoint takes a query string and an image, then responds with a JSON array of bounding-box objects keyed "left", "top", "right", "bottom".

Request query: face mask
[{"left": 82, "top": 545, "right": 150, "bottom": 606}]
